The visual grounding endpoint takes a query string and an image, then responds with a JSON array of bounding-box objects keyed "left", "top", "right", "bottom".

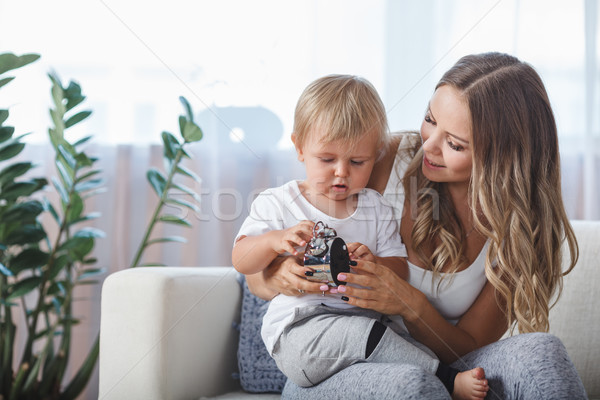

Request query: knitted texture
[{"left": 237, "top": 277, "right": 287, "bottom": 393}]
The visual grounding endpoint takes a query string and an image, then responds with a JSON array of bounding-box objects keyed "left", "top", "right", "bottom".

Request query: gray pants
[
  {"left": 282, "top": 332, "right": 588, "bottom": 399},
  {"left": 272, "top": 305, "right": 439, "bottom": 387}
]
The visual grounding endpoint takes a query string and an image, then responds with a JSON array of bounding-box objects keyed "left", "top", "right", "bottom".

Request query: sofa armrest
[
  {"left": 549, "top": 220, "right": 600, "bottom": 398},
  {"left": 99, "top": 267, "right": 242, "bottom": 400}
]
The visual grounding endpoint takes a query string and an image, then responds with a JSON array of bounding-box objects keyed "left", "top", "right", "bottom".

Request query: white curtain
[{"left": 1, "top": 1, "right": 598, "bottom": 398}]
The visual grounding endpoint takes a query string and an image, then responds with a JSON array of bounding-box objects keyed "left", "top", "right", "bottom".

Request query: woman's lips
[{"left": 424, "top": 156, "right": 445, "bottom": 169}]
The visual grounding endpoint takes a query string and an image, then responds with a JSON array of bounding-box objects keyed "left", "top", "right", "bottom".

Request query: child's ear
[{"left": 291, "top": 133, "right": 304, "bottom": 162}]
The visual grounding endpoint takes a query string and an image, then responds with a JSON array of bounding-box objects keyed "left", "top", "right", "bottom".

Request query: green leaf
[
  {"left": 0, "top": 76, "right": 15, "bottom": 89},
  {"left": 161, "top": 131, "right": 180, "bottom": 161},
  {"left": 0, "top": 53, "right": 40, "bottom": 75},
  {"left": 0, "top": 142, "right": 25, "bottom": 161},
  {"left": 175, "top": 164, "right": 201, "bottom": 182},
  {"left": 58, "top": 236, "right": 94, "bottom": 260},
  {"left": 74, "top": 168, "right": 101, "bottom": 183},
  {"left": 74, "top": 152, "right": 93, "bottom": 168},
  {"left": 56, "top": 157, "right": 74, "bottom": 189},
  {"left": 9, "top": 248, "right": 49, "bottom": 273},
  {"left": 172, "top": 182, "right": 201, "bottom": 201},
  {"left": 66, "top": 193, "right": 84, "bottom": 222},
  {"left": 47, "top": 254, "right": 70, "bottom": 280},
  {"left": 2, "top": 200, "right": 45, "bottom": 223},
  {"left": 73, "top": 135, "right": 93, "bottom": 148},
  {"left": 0, "top": 125, "right": 15, "bottom": 143},
  {"left": 158, "top": 214, "right": 191, "bottom": 227},
  {"left": 43, "top": 198, "right": 60, "bottom": 224},
  {"left": 51, "top": 176, "right": 69, "bottom": 204},
  {"left": 79, "top": 268, "right": 104, "bottom": 280},
  {"left": 0, "top": 262, "right": 13, "bottom": 277},
  {"left": 0, "top": 178, "right": 47, "bottom": 201},
  {"left": 145, "top": 236, "right": 187, "bottom": 246},
  {"left": 74, "top": 227, "right": 105, "bottom": 239},
  {"left": 68, "top": 212, "right": 101, "bottom": 226},
  {"left": 57, "top": 144, "right": 77, "bottom": 170},
  {"left": 64, "top": 81, "right": 85, "bottom": 112},
  {"left": 7, "top": 276, "right": 43, "bottom": 300},
  {"left": 0, "top": 109, "right": 9, "bottom": 125},
  {"left": 60, "top": 336, "right": 99, "bottom": 400},
  {"left": 5, "top": 224, "right": 46, "bottom": 245},
  {"left": 182, "top": 120, "right": 203, "bottom": 143},
  {"left": 165, "top": 197, "right": 199, "bottom": 212},
  {"left": 0, "top": 161, "right": 35, "bottom": 186},
  {"left": 64, "top": 110, "right": 91, "bottom": 129},
  {"left": 74, "top": 178, "right": 103, "bottom": 193},
  {"left": 147, "top": 168, "right": 167, "bottom": 197},
  {"left": 179, "top": 96, "right": 194, "bottom": 121}
]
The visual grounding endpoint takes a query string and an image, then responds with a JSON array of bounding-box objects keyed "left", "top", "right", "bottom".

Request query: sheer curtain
[{"left": 0, "top": 1, "right": 598, "bottom": 398}]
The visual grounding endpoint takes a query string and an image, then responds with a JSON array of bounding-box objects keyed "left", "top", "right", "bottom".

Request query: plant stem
[{"left": 128, "top": 145, "right": 186, "bottom": 268}]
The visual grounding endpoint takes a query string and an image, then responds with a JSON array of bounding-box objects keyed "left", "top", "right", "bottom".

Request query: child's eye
[
  {"left": 447, "top": 139, "right": 463, "bottom": 151},
  {"left": 319, "top": 158, "right": 334, "bottom": 163},
  {"left": 350, "top": 160, "right": 365, "bottom": 166}
]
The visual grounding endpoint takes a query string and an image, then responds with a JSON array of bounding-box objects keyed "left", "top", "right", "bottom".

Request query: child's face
[{"left": 295, "top": 126, "right": 379, "bottom": 209}]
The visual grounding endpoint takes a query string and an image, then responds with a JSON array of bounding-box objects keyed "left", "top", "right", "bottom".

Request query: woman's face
[{"left": 420, "top": 85, "right": 473, "bottom": 191}]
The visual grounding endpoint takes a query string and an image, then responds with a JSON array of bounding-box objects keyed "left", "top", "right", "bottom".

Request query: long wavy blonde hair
[{"left": 402, "top": 52, "right": 578, "bottom": 334}]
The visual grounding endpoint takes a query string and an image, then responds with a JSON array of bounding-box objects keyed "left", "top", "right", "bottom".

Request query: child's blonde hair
[{"left": 293, "top": 75, "right": 389, "bottom": 156}]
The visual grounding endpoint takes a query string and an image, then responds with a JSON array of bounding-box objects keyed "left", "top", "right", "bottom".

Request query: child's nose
[{"left": 334, "top": 161, "right": 349, "bottom": 177}]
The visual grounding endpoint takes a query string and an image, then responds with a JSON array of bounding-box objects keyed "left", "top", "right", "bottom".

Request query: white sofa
[{"left": 99, "top": 220, "right": 599, "bottom": 400}]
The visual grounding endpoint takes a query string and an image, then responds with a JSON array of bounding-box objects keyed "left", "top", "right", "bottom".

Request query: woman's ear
[{"left": 291, "top": 133, "right": 304, "bottom": 162}]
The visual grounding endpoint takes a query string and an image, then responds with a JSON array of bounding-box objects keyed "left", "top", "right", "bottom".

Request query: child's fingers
[{"left": 345, "top": 242, "right": 362, "bottom": 254}]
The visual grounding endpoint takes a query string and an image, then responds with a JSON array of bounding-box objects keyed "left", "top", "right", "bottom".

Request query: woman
[{"left": 247, "top": 52, "right": 587, "bottom": 399}]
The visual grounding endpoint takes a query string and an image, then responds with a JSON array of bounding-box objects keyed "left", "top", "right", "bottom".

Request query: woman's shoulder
[{"left": 368, "top": 131, "right": 420, "bottom": 194}]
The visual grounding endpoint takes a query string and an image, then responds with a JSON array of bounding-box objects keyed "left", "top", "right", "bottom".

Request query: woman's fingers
[{"left": 337, "top": 260, "right": 421, "bottom": 316}]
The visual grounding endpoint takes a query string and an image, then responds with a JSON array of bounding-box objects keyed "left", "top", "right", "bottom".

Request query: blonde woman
[{"left": 247, "top": 53, "right": 587, "bottom": 399}]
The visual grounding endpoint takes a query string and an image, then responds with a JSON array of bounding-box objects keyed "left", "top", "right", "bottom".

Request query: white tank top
[{"left": 384, "top": 133, "right": 490, "bottom": 325}]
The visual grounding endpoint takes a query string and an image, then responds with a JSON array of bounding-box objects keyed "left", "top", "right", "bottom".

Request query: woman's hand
[
  {"left": 336, "top": 259, "right": 426, "bottom": 321},
  {"left": 247, "top": 255, "right": 330, "bottom": 300}
]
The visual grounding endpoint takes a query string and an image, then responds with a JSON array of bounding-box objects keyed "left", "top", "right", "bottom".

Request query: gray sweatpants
[
  {"left": 272, "top": 305, "right": 439, "bottom": 387},
  {"left": 282, "top": 332, "right": 588, "bottom": 399}
]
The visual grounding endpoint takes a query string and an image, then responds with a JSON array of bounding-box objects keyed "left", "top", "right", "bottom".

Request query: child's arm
[
  {"left": 346, "top": 242, "right": 408, "bottom": 280},
  {"left": 232, "top": 220, "right": 314, "bottom": 275}
]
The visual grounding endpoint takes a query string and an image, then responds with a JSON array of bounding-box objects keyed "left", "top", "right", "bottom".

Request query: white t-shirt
[
  {"left": 235, "top": 180, "right": 406, "bottom": 353},
  {"left": 383, "top": 133, "right": 491, "bottom": 327}
]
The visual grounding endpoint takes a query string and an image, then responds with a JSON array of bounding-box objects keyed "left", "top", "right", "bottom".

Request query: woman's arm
[{"left": 337, "top": 260, "right": 507, "bottom": 364}]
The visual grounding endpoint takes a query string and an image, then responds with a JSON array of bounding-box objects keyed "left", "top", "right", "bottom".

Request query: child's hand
[
  {"left": 273, "top": 220, "right": 314, "bottom": 256},
  {"left": 346, "top": 242, "right": 376, "bottom": 262}
]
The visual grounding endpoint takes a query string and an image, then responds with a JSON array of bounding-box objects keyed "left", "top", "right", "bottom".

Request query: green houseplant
[{"left": 0, "top": 52, "right": 204, "bottom": 399}]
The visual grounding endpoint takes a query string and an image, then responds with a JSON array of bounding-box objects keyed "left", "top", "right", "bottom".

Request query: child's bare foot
[{"left": 452, "top": 367, "right": 489, "bottom": 400}]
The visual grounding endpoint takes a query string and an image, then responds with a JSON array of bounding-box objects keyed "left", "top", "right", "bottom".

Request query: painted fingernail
[
  {"left": 304, "top": 271, "right": 314, "bottom": 276},
  {"left": 341, "top": 296, "right": 349, "bottom": 301},
  {"left": 337, "top": 285, "right": 346, "bottom": 293},
  {"left": 349, "top": 261, "right": 357, "bottom": 266},
  {"left": 320, "top": 285, "right": 329, "bottom": 291},
  {"left": 329, "top": 288, "right": 338, "bottom": 294},
  {"left": 337, "top": 273, "right": 347, "bottom": 280}
]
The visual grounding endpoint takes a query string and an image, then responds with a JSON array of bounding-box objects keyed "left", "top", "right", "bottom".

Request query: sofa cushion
[{"left": 237, "top": 276, "right": 287, "bottom": 393}]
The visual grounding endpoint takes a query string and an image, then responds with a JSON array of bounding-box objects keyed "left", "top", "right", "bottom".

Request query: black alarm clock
[{"left": 303, "top": 221, "right": 350, "bottom": 287}]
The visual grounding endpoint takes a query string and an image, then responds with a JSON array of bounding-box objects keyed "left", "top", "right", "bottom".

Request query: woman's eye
[
  {"left": 424, "top": 114, "right": 435, "bottom": 125},
  {"left": 447, "top": 140, "right": 463, "bottom": 151}
]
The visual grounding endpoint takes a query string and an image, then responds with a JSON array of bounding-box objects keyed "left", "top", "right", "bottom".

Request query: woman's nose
[{"left": 422, "top": 130, "right": 442, "bottom": 154}]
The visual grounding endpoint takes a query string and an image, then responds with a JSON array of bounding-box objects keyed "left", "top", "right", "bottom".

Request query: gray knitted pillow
[{"left": 237, "top": 277, "right": 287, "bottom": 393}]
